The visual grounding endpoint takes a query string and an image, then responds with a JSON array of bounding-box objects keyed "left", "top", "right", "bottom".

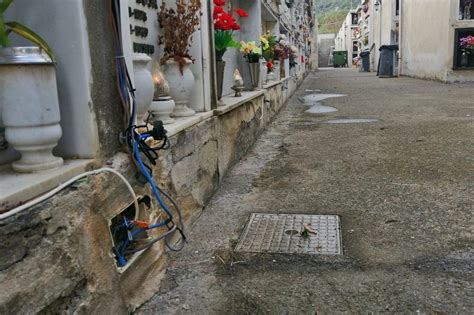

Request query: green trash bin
[{"left": 333, "top": 50, "right": 348, "bottom": 68}]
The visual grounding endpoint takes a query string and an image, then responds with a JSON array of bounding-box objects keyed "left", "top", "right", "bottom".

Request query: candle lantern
[{"left": 148, "top": 62, "right": 176, "bottom": 125}]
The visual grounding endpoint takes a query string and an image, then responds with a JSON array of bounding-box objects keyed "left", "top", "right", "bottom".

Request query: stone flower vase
[
  {"left": 0, "top": 125, "right": 20, "bottom": 165},
  {"left": 284, "top": 58, "right": 290, "bottom": 78},
  {"left": 266, "top": 68, "right": 276, "bottom": 84},
  {"left": 164, "top": 58, "right": 195, "bottom": 117},
  {"left": 133, "top": 53, "right": 154, "bottom": 121},
  {"left": 461, "top": 53, "right": 469, "bottom": 67},
  {"left": 247, "top": 62, "right": 260, "bottom": 91},
  {"left": 0, "top": 47, "right": 63, "bottom": 173},
  {"left": 216, "top": 49, "right": 226, "bottom": 106},
  {"left": 0, "top": 102, "right": 20, "bottom": 165},
  {"left": 273, "top": 60, "right": 281, "bottom": 81}
]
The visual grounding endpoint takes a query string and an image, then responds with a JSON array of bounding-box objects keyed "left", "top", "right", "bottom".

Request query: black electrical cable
[
  {"left": 157, "top": 186, "right": 186, "bottom": 252},
  {"left": 124, "top": 225, "right": 177, "bottom": 255},
  {"left": 109, "top": 0, "right": 186, "bottom": 259}
]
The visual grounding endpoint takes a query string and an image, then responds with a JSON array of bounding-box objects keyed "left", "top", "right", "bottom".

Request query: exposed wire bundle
[
  {"left": 109, "top": 0, "right": 186, "bottom": 267},
  {"left": 109, "top": 0, "right": 135, "bottom": 128}
]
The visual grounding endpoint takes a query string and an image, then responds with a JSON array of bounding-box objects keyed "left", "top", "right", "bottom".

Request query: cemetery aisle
[{"left": 137, "top": 69, "right": 474, "bottom": 314}]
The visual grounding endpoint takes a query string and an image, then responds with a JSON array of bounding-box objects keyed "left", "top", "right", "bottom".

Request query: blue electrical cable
[
  {"left": 110, "top": 0, "right": 184, "bottom": 267},
  {"left": 114, "top": 133, "right": 180, "bottom": 266},
  {"left": 132, "top": 135, "right": 173, "bottom": 222}
]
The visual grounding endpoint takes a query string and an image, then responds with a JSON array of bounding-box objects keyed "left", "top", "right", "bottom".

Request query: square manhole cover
[{"left": 235, "top": 213, "right": 342, "bottom": 255}]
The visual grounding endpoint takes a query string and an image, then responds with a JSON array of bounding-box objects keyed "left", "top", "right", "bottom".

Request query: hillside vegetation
[{"left": 317, "top": 0, "right": 352, "bottom": 34}]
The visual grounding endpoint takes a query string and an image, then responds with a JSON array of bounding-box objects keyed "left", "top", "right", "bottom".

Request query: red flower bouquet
[{"left": 213, "top": 0, "right": 248, "bottom": 60}]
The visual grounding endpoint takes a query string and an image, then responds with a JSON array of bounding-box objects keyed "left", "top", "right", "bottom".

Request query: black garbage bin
[
  {"left": 378, "top": 45, "right": 399, "bottom": 78},
  {"left": 360, "top": 51, "right": 370, "bottom": 72}
]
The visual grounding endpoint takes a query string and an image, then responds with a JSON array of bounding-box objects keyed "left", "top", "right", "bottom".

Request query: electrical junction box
[{"left": 108, "top": 195, "right": 151, "bottom": 273}]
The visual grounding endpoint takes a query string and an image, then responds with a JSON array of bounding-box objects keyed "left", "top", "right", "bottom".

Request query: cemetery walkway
[{"left": 137, "top": 69, "right": 474, "bottom": 314}]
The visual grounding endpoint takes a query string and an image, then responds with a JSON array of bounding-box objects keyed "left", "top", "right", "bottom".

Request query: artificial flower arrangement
[
  {"left": 158, "top": 0, "right": 201, "bottom": 72},
  {"left": 240, "top": 40, "right": 262, "bottom": 63},
  {"left": 274, "top": 34, "right": 290, "bottom": 60},
  {"left": 241, "top": 40, "right": 262, "bottom": 89},
  {"left": 213, "top": 0, "right": 248, "bottom": 60},
  {"left": 460, "top": 35, "right": 474, "bottom": 55},
  {"left": 260, "top": 32, "right": 277, "bottom": 71},
  {"left": 289, "top": 45, "right": 298, "bottom": 68}
]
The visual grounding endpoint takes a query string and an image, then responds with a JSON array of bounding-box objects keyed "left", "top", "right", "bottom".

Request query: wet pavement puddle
[
  {"left": 305, "top": 105, "right": 338, "bottom": 114},
  {"left": 325, "top": 118, "right": 379, "bottom": 124},
  {"left": 298, "top": 93, "right": 347, "bottom": 105},
  {"left": 298, "top": 93, "right": 346, "bottom": 115}
]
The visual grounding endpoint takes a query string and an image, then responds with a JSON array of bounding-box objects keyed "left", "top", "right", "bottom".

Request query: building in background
[
  {"left": 334, "top": 9, "right": 359, "bottom": 66},
  {"left": 399, "top": 0, "right": 474, "bottom": 82},
  {"left": 334, "top": 0, "right": 474, "bottom": 82}
]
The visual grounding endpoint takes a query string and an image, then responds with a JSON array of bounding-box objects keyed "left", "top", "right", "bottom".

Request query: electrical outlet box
[{"left": 109, "top": 195, "right": 151, "bottom": 273}]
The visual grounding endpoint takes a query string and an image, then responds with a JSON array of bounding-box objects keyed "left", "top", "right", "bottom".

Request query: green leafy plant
[
  {"left": 213, "top": 1, "right": 248, "bottom": 60},
  {"left": 0, "top": 0, "right": 53, "bottom": 58}
]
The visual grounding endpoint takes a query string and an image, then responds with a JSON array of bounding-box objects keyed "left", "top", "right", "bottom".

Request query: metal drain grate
[{"left": 235, "top": 213, "right": 342, "bottom": 255}]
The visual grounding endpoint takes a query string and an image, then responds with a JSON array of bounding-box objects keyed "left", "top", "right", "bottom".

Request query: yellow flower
[
  {"left": 239, "top": 40, "right": 262, "bottom": 57},
  {"left": 260, "top": 36, "right": 269, "bottom": 50},
  {"left": 240, "top": 41, "right": 259, "bottom": 55},
  {"left": 252, "top": 47, "right": 262, "bottom": 55}
]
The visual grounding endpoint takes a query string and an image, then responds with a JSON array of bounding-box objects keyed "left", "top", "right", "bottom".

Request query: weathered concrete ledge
[{"left": 0, "top": 76, "right": 304, "bottom": 314}]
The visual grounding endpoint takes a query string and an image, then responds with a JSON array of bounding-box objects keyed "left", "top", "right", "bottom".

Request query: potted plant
[
  {"left": 459, "top": 35, "right": 474, "bottom": 67},
  {"left": 158, "top": 0, "right": 201, "bottom": 117},
  {"left": 213, "top": 0, "right": 247, "bottom": 104},
  {"left": 0, "top": 0, "right": 63, "bottom": 173},
  {"left": 240, "top": 40, "right": 262, "bottom": 90}
]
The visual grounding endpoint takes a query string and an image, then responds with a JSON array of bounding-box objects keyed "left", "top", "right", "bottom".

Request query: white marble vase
[
  {"left": 0, "top": 47, "right": 63, "bottom": 173},
  {"left": 133, "top": 53, "right": 154, "bottom": 121},
  {"left": 163, "top": 59, "right": 195, "bottom": 117}
]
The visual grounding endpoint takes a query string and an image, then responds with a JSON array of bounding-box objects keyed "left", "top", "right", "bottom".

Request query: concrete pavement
[{"left": 137, "top": 69, "right": 474, "bottom": 314}]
